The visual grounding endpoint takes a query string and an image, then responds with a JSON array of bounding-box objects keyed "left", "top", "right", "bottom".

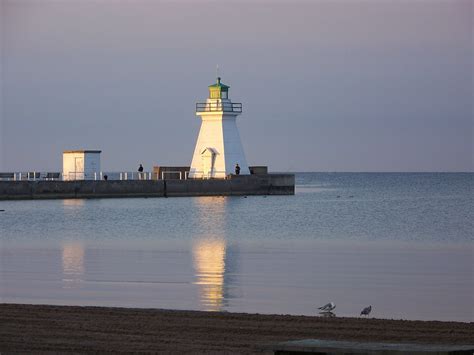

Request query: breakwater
[{"left": 0, "top": 174, "right": 294, "bottom": 200}]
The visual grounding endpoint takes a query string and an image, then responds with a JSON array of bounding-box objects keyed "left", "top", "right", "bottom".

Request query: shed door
[{"left": 75, "top": 157, "right": 84, "bottom": 180}]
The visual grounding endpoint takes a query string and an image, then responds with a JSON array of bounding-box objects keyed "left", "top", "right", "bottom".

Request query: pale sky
[{"left": 1, "top": 0, "right": 472, "bottom": 172}]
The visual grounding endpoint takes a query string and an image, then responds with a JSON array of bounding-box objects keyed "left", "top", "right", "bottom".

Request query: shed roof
[{"left": 63, "top": 150, "right": 102, "bottom": 154}]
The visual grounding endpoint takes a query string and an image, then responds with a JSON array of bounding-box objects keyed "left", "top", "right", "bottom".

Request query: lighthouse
[{"left": 189, "top": 77, "right": 250, "bottom": 179}]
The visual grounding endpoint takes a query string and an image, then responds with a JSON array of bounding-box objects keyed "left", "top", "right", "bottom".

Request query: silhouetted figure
[
  {"left": 235, "top": 163, "right": 240, "bottom": 175},
  {"left": 103, "top": 175, "right": 108, "bottom": 181},
  {"left": 138, "top": 164, "right": 144, "bottom": 180}
]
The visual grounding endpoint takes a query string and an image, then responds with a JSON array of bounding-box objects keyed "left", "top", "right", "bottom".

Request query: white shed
[{"left": 63, "top": 150, "right": 101, "bottom": 181}]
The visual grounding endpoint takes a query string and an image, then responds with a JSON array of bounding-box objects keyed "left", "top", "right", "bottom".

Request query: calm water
[{"left": 0, "top": 173, "right": 472, "bottom": 321}]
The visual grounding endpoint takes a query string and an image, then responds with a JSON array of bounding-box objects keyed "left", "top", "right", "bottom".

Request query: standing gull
[{"left": 360, "top": 305, "right": 372, "bottom": 316}]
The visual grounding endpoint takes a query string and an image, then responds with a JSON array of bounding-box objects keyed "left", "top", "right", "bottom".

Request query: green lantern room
[{"left": 208, "top": 77, "right": 230, "bottom": 99}]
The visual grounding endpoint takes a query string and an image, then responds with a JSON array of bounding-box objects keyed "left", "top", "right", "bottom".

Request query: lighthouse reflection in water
[{"left": 192, "top": 197, "right": 238, "bottom": 311}]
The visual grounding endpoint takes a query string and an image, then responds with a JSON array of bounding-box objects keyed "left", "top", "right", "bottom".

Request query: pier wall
[{"left": 0, "top": 174, "right": 294, "bottom": 200}]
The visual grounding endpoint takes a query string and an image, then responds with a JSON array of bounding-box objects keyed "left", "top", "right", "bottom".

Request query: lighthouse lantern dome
[{"left": 208, "top": 77, "right": 230, "bottom": 99}]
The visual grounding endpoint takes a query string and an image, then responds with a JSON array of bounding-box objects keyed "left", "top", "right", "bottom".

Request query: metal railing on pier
[
  {"left": 160, "top": 171, "right": 189, "bottom": 180},
  {"left": 0, "top": 171, "right": 192, "bottom": 181},
  {"left": 0, "top": 172, "right": 61, "bottom": 181},
  {"left": 188, "top": 170, "right": 230, "bottom": 179},
  {"left": 0, "top": 169, "right": 242, "bottom": 181}
]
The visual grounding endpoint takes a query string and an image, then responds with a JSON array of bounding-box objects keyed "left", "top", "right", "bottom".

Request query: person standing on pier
[
  {"left": 138, "top": 164, "right": 144, "bottom": 180},
  {"left": 235, "top": 164, "right": 240, "bottom": 175}
]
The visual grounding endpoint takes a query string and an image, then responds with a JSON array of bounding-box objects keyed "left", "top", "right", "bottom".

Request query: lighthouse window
[
  {"left": 221, "top": 92, "right": 228, "bottom": 99},
  {"left": 210, "top": 90, "right": 220, "bottom": 99}
]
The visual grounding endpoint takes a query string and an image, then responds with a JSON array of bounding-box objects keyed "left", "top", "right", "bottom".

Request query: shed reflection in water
[
  {"left": 192, "top": 197, "right": 238, "bottom": 311},
  {"left": 62, "top": 243, "right": 84, "bottom": 289},
  {"left": 62, "top": 199, "right": 85, "bottom": 207}
]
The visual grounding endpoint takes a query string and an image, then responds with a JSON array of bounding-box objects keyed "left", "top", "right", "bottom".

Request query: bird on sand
[
  {"left": 318, "top": 302, "right": 336, "bottom": 312},
  {"left": 360, "top": 305, "right": 372, "bottom": 316}
]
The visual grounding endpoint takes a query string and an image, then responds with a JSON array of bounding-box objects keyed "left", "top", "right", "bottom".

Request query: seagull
[
  {"left": 360, "top": 305, "right": 372, "bottom": 316},
  {"left": 318, "top": 302, "right": 336, "bottom": 312}
]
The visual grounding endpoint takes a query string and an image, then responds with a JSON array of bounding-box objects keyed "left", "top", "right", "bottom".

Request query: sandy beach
[{"left": 1, "top": 304, "right": 473, "bottom": 353}]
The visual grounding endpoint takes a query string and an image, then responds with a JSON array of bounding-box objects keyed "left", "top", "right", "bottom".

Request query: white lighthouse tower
[{"left": 189, "top": 77, "right": 250, "bottom": 179}]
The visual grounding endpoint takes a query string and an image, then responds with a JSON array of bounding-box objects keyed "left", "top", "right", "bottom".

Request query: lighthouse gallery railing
[{"left": 196, "top": 102, "right": 242, "bottom": 113}]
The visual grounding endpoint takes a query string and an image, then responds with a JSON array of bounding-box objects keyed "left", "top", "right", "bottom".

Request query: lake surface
[{"left": 1, "top": 173, "right": 472, "bottom": 322}]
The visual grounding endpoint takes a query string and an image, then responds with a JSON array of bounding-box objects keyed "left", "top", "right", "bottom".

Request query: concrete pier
[{"left": 0, "top": 174, "right": 294, "bottom": 200}]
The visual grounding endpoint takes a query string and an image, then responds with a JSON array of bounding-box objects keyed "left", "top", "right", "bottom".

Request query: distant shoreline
[{"left": 1, "top": 304, "right": 473, "bottom": 353}]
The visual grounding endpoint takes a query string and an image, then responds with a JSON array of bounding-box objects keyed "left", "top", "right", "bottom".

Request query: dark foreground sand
[{"left": 1, "top": 304, "right": 473, "bottom": 354}]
